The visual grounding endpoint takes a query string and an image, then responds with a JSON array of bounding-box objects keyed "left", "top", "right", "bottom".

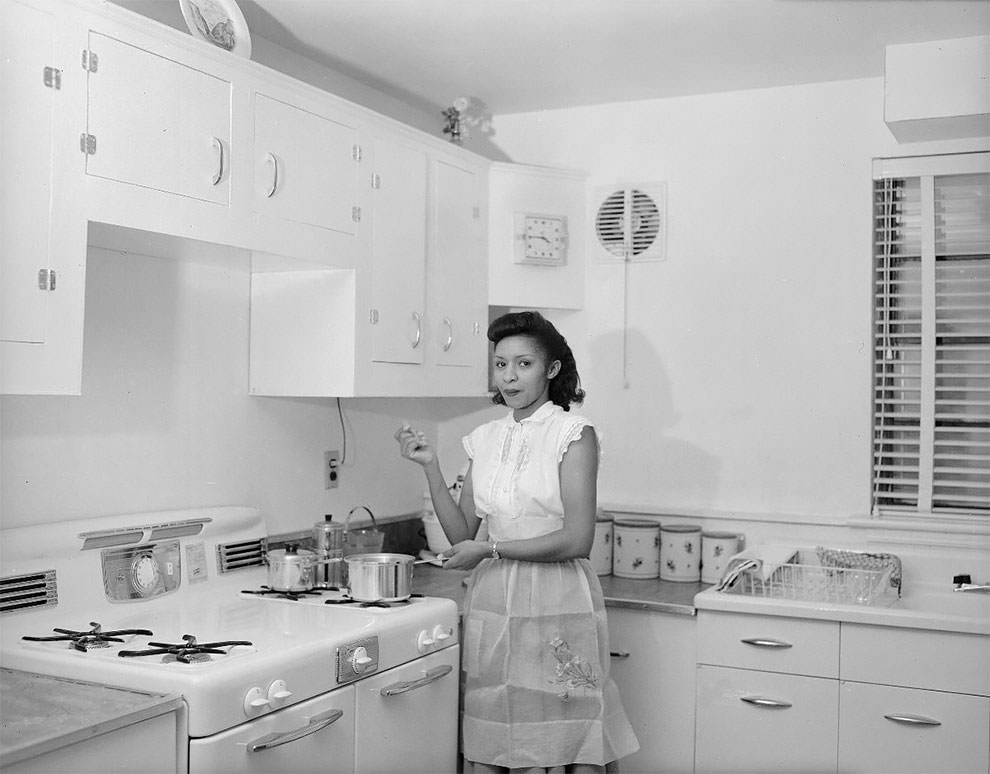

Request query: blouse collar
[{"left": 504, "top": 400, "right": 560, "bottom": 425}]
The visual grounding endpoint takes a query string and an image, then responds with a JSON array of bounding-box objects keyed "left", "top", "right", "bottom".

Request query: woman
[{"left": 395, "top": 310, "right": 638, "bottom": 774}]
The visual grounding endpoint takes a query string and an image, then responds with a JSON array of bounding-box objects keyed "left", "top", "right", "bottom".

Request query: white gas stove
[{"left": 0, "top": 507, "right": 460, "bottom": 774}]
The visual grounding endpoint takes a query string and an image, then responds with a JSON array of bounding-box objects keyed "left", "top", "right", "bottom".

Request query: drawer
[
  {"left": 697, "top": 611, "right": 839, "bottom": 678},
  {"left": 841, "top": 624, "right": 990, "bottom": 695},
  {"left": 838, "top": 681, "right": 990, "bottom": 774},
  {"left": 696, "top": 664, "right": 839, "bottom": 773}
]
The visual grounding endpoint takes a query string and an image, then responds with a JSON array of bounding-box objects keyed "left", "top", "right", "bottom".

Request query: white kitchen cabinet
[
  {"left": 84, "top": 32, "right": 232, "bottom": 206},
  {"left": 253, "top": 93, "right": 360, "bottom": 236},
  {"left": 608, "top": 607, "right": 697, "bottom": 774},
  {"left": 695, "top": 611, "right": 841, "bottom": 773},
  {"left": 366, "top": 133, "right": 429, "bottom": 366},
  {"left": 488, "top": 162, "right": 587, "bottom": 310},
  {"left": 248, "top": 140, "right": 489, "bottom": 398},
  {"left": 428, "top": 155, "right": 488, "bottom": 372},
  {"left": 1, "top": 0, "right": 88, "bottom": 395},
  {"left": 837, "top": 623, "right": 990, "bottom": 774},
  {"left": 695, "top": 664, "right": 839, "bottom": 773},
  {"left": 838, "top": 681, "right": 989, "bottom": 774}
]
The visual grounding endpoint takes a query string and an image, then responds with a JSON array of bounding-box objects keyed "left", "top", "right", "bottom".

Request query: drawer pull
[
  {"left": 740, "top": 695, "right": 792, "bottom": 709},
  {"left": 884, "top": 713, "right": 942, "bottom": 727},
  {"left": 610, "top": 650, "right": 631, "bottom": 659},
  {"left": 741, "top": 637, "right": 793, "bottom": 649}
]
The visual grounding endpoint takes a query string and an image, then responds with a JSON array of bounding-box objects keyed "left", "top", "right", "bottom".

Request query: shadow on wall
[{"left": 587, "top": 327, "right": 719, "bottom": 508}]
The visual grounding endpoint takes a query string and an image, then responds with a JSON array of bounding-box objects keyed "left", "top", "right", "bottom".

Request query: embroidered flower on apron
[{"left": 548, "top": 636, "right": 599, "bottom": 701}]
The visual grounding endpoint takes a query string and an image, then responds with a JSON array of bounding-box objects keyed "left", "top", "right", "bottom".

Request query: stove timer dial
[{"left": 335, "top": 636, "right": 379, "bottom": 684}]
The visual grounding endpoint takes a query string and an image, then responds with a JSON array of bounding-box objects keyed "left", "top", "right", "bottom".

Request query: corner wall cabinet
[
  {"left": 1, "top": 0, "right": 489, "bottom": 396},
  {"left": 695, "top": 610, "right": 990, "bottom": 773}
]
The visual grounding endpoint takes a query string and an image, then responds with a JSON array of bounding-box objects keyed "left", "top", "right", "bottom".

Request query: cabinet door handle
[
  {"left": 884, "top": 713, "right": 942, "bottom": 727},
  {"left": 740, "top": 695, "right": 793, "bottom": 709},
  {"left": 441, "top": 317, "right": 454, "bottom": 351},
  {"left": 609, "top": 650, "right": 631, "bottom": 659},
  {"left": 211, "top": 136, "right": 224, "bottom": 185},
  {"left": 247, "top": 708, "right": 344, "bottom": 752},
  {"left": 380, "top": 664, "right": 453, "bottom": 696},
  {"left": 741, "top": 637, "right": 793, "bottom": 649},
  {"left": 411, "top": 312, "right": 422, "bottom": 349},
  {"left": 266, "top": 152, "right": 279, "bottom": 198}
]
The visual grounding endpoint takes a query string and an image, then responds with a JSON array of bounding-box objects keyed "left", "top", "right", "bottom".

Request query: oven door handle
[
  {"left": 379, "top": 664, "right": 454, "bottom": 697},
  {"left": 246, "top": 708, "right": 344, "bottom": 752}
]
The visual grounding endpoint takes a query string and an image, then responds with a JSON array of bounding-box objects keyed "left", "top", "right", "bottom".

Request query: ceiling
[{"left": 117, "top": 0, "right": 989, "bottom": 116}]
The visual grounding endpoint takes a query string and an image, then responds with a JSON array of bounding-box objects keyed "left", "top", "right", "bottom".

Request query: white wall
[
  {"left": 479, "top": 78, "right": 989, "bottom": 528},
  {"left": 0, "top": 244, "right": 488, "bottom": 532}
]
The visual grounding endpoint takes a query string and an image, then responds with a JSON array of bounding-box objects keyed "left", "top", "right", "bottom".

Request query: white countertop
[{"left": 694, "top": 583, "right": 990, "bottom": 635}]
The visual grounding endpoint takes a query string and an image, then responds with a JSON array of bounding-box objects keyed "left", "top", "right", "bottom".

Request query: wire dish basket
[{"left": 731, "top": 561, "right": 897, "bottom": 606}]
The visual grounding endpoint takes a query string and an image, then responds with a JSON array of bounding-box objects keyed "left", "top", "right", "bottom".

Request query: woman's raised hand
[{"left": 394, "top": 422, "right": 435, "bottom": 466}]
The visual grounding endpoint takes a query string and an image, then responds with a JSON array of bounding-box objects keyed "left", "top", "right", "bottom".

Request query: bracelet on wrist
[{"left": 490, "top": 540, "right": 501, "bottom": 560}]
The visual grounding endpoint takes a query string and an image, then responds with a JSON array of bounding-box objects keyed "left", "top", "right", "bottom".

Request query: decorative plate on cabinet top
[{"left": 179, "top": 0, "right": 252, "bottom": 58}]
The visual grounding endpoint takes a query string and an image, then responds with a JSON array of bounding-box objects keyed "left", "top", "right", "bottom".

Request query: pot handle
[
  {"left": 379, "top": 664, "right": 453, "bottom": 697},
  {"left": 345, "top": 505, "right": 378, "bottom": 530}
]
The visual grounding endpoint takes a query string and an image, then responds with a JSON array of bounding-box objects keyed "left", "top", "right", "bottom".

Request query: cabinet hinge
[
  {"left": 79, "top": 133, "right": 97, "bottom": 155},
  {"left": 352, "top": 144, "right": 363, "bottom": 162},
  {"left": 43, "top": 66, "right": 62, "bottom": 90},
  {"left": 81, "top": 49, "right": 98, "bottom": 72},
  {"left": 352, "top": 206, "right": 362, "bottom": 223},
  {"left": 473, "top": 206, "right": 481, "bottom": 219},
  {"left": 369, "top": 309, "right": 379, "bottom": 324},
  {"left": 371, "top": 173, "right": 382, "bottom": 190},
  {"left": 38, "top": 268, "right": 56, "bottom": 291}
]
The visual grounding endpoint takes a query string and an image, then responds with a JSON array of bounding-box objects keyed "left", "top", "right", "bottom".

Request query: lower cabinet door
[
  {"left": 838, "top": 681, "right": 990, "bottom": 774},
  {"left": 695, "top": 665, "right": 839, "bottom": 773}
]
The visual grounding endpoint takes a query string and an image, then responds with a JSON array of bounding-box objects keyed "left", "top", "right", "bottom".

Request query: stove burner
[
  {"left": 242, "top": 586, "right": 325, "bottom": 601},
  {"left": 118, "top": 634, "right": 253, "bottom": 664},
  {"left": 324, "top": 593, "right": 423, "bottom": 608},
  {"left": 22, "top": 622, "right": 154, "bottom": 652}
]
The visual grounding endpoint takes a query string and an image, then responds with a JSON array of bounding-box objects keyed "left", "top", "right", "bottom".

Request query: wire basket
[{"left": 732, "top": 562, "right": 897, "bottom": 606}]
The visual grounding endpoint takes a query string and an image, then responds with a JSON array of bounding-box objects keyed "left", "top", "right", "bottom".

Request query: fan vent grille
[{"left": 594, "top": 185, "right": 666, "bottom": 261}]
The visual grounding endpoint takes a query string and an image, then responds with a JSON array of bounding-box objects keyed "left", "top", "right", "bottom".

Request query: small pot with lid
[{"left": 265, "top": 543, "right": 319, "bottom": 592}]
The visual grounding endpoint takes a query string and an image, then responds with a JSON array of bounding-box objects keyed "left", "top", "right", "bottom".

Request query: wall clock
[{"left": 514, "top": 212, "right": 567, "bottom": 266}]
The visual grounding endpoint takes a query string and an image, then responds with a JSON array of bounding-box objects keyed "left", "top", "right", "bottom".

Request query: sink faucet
[{"left": 953, "top": 574, "right": 990, "bottom": 593}]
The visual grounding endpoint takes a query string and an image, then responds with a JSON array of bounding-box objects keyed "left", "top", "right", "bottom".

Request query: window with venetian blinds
[{"left": 872, "top": 152, "right": 989, "bottom": 521}]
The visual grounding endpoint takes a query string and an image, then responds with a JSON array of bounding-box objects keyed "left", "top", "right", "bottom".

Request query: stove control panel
[
  {"left": 336, "top": 636, "right": 379, "bottom": 684},
  {"left": 102, "top": 541, "right": 181, "bottom": 601}
]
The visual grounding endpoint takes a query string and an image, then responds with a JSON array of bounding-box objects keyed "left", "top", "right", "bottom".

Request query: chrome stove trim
[
  {"left": 0, "top": 570, "right": 58, "bottom": 614},
  {"left": 216, "top": 537, "right": 267, "bottom": 573}
]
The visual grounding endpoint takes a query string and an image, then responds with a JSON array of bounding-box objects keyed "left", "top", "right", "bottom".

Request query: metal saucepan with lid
[{"left": 265, "top": 543, "right": 319, "bottom": 592}]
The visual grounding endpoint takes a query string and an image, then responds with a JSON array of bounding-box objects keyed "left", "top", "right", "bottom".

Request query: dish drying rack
[{"left": 722, "top": 547, "right": 902, "bottom": 607}]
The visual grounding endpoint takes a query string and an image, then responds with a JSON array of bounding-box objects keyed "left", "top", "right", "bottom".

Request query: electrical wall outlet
[{"left": 324, "top": 450, "right": 340, "bottom": 489}]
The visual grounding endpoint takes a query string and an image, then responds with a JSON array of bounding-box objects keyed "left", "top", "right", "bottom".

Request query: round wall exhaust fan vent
[{"left": 594, "top": 184, "right": 666, "bottom": 261}]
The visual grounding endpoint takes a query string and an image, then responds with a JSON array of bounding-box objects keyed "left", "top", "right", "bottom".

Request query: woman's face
[{"left": 492, "top": 334, "right": 561, "bottom": 420}]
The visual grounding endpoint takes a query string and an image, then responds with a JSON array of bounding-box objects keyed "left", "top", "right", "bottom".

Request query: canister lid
[
  {"left": 660, "top": 523, "right": 701, "bottom": 533},
  {"left": 596, "top": 511, "right": 614, "bottom": 522},
  {"left": 613, "top": 518, "right": 659, "bottom": 529},
  {"left": 702, "top": 530, "right": 738, "bottom": 539}
]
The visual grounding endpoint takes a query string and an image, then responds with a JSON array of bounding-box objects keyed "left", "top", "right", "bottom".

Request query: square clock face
[{"left": 514, "top": 213, "right": 567, "bottom": 266}]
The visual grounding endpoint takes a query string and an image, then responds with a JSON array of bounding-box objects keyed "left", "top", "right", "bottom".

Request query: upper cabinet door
[
  {"left": 254, "top": 93, "right": 359, "bottom": 235},
  {"left": 84, "top": 32, "right": 231, "bottom": 204},
  {"left": 431, "top": 157, "right": 486, "bottom": 369},
  {"left": 368, "top": 135, "right": 428, "bottom": 365},
  {"left": 1, "top": 0, "right": 56, "bottom": 345}
]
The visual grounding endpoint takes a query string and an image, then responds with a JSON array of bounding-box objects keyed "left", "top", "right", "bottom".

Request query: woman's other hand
[
  {"left": 394, "top": 422, "right": 435, "bottom": 467},
  {"left": 442, "top": 539, "right": 493, "bottom": 571}
]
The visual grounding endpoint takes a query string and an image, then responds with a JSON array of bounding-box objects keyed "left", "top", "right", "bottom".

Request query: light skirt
[{"left": 461, "top": 557, "right": 639, "bottom": 769}]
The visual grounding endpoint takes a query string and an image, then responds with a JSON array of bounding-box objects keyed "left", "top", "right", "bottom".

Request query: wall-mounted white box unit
[{"left": 884, "top": 35, "right": 990, "bottom": 143}]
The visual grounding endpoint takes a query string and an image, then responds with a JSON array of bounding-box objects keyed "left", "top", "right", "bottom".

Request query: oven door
[
  {"left": 354, "top": 645, "right": 460, "bottom": 774},
  {"left": 188, "top": 685, "right": 355, "bottom": 774}
]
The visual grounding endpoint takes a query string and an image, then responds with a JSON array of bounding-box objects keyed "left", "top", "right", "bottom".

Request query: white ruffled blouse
[{"left": 462, "top": 401, "right": 595, "bottom": 542}]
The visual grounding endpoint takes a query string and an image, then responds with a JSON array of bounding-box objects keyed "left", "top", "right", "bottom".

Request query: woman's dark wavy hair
[{"left": 488, "top": 311, "right": 585, "bottom": 411}]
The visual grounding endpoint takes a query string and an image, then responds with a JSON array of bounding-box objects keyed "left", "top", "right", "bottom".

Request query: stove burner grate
[
  {"left": 324, "top": 593, "right": 423, "bottom": 608},
  {"left": 22, "top": 622, "right": 154, "bottom": 652},
  {"left": 242, "top": 586, "right": 325, "bottom": 601},
  {"left": 118, "top": 634, "right": 253, "bottom": 663}
]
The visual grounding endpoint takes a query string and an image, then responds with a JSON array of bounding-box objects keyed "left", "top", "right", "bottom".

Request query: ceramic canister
[
  {"left": 612, "top": 518, "right": 660, "bottom": 579},
  {"left": 701, "top": 531, "right": 741, "bottom": 584},
  {"left": 589, "top": 512, "right": 614, "bottom": 576},
  {"left": 660, "top": 524, "right": 702, "bottom": 582}
]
